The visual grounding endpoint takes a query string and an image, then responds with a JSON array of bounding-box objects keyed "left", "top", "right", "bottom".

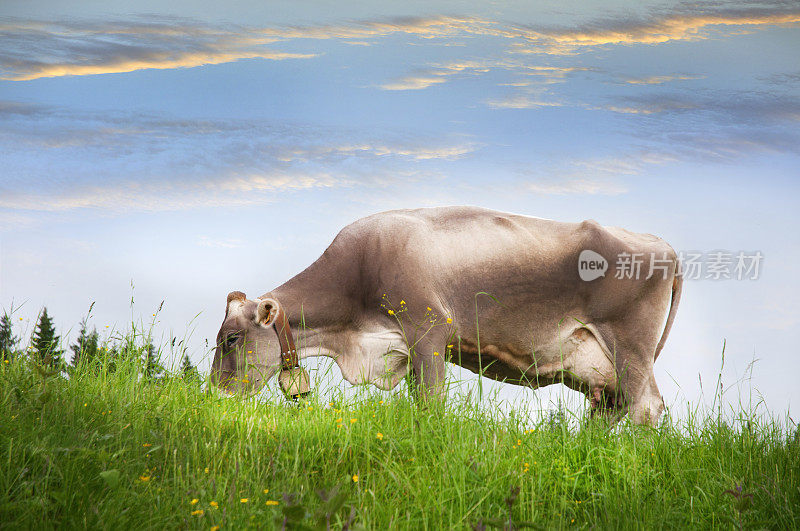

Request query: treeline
[{"left": 0, "top": 307, "right": 200, "bottom": 381}]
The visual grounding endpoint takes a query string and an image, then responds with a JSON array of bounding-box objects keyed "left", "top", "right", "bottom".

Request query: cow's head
[{"left": 209, "top": 291, "right": 283, "bottom": 396}]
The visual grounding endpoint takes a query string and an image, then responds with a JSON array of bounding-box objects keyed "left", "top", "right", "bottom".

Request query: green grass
[{"left": 1, "top": 346, "right": 799, "bottom": 530}]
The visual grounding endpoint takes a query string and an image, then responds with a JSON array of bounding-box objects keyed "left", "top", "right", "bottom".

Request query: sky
[{"left": 1, "top": 1, "right": 798, "bottom": 419}]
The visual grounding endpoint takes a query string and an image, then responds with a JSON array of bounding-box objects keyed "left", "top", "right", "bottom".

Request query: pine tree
[
  {"left": 142, "top": 342, "right": 164, "bottom": 381},
  {"left": 70, "top": 319, "right": 100, "bottom": 369},
  {"left": 180, "top": 353, "right": 200, "bottom": 382},
  {"left": 31, "top": 307, "right": 64, "bottom": 370},
  {"left": 0, "top": 314, "right": 19, "bottom": 362}
]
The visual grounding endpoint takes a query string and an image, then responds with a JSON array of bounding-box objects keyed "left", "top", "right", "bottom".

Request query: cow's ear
[
  {"left": 225, "top": 291, "right": 247, "bottom": 317},
  {"left": 255, "top": 298, "right": 279, "bottom": 328}
]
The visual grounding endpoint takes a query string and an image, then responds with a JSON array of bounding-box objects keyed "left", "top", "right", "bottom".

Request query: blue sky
[{"left": 1, "top": 1, "right": 798, "bottom": 417}]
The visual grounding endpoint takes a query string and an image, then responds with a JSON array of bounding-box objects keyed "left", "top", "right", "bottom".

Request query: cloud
[
  {"left": 3, "top": 5, "right": 794, "bottom": 84},
  {"left": 197, "top": 236, "right": 244, "bottom": 249},
  {"left": 0, "top": 172, "right": 342, "bottom": 213},
  {"left": 486, "top": 94, "right": 563, "bottom": 109},
  {"left": 597, "top": 91, "right": 800, "bottom": 162},
  {"left": 0, "top": 103, "right": 478, "bottom": 215},
  {"left": 509, "top": 6, "right": 800, "bottom": 54},
  {"left": 526, "top": 178, "right": 627, "bottom": 195},
  {"left": 379, "top": 74, "right": 448, "bottom": 91},
  {"left": 522, "top": 149, "right": 677, "bottom": 196},
  {"left": 622, "top": 74, "right": 703, "bottom": 85},
  {"left": 0, "top": 17, "right": 316, "bottom": 81},
  {"left": 379, "top": 60, "right": 585, "bottom": 92}
]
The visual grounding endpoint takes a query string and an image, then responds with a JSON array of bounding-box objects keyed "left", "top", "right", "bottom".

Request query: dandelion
[
  {"left": 240, "top": 498, "right": 248, "bottom": 503},
  {"left": 352, "top": 475, "right": 359, "bottom": 483},
  {"left": 139, "top": 475, "right": 151, "bottom": 482},
  {"left": 376, "top": 432, "right": 384, "bottom": 440},
  {"left": 209, "top": 501, "right": 218, "bottom": 508},
  {"left": 388, "top": 309, "right": 395, "bottom": 315},
  {"left": 191, "top": 498, "right": 199, "bottom": 505},
  {"left": 191, "top": 509, "right": 204, "bottom": 516},
  {"left": 265, "top": 500, "right": 279, "bottom": 506}
]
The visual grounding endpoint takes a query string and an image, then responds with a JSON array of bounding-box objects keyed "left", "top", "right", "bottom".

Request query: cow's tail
[{"left": 654, "top": 258, "right": 683, "bottom": 361}]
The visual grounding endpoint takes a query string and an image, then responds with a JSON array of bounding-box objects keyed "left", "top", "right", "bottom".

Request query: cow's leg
[
  {"left": 408, "top": 334, "right": 448, "bottom": 401},
  {"left": 599, "top": 321, "right": 665, "bottom": 426}
]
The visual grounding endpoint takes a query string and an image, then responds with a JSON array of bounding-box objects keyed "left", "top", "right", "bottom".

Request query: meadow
[{"left": 1, "top": 331, "right": 799, "bottom": 530}]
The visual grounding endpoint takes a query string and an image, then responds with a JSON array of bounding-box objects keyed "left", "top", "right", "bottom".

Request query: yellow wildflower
[
  {"left": 240, "top": 498, "right": 248, "bottom": 503},
  {"left": 211, "top": 526, "right": 220, "bottom": 531},
  {"left": 143, "top": 443, "right": 152, "bottom": 447},
  {"left": 241, "top": 378, "right": 249, "bottom": 384},
  {"left": 426, "top": 306, "right": 432, "bottom": 311},
  {"left": 400, "top": 300, "right": 405, "bottom": 305},
  {"left": 352, "top": 475, "right": 359, "bottom": 483},
  {"left": 433, "top": 351, "right": 439, "bottom": 356},
  {"left": 336, "top": 418, "right": 343, "bottom": 423},
  {"left": 209, "top": 501, "right": 218, "bottom": 508},
  {"left": 446, "top": 317, "right": 452, "bottom": 324},
  {"left": 350, "top": 418, "right": 357, "bottom": 424},
  {"left": 376, "top": 432, "right": 384, "bottom": 440},
  {"left": 204, "top": 467, "right": 210, "bottom": 474},
  {"left": 263, "top": 488, "right": 269, "bottom": 494},
  {"left": 191, "top": 498, "right": 199, "bottom": 505},
  {"left": 379, "top": 400, "right": 384, "bottom": 405},
  {"left": 139, "top": 475, "right": 151, "bottom": 482},
  {"left": 388, "top": 309, "right": 395, "bottom": 315},
  {"left": 191, "top": 509, "right": 204, "bottom": 516},
  {"left": 265, "top": 500, "right": 279, "bottom": 506}
]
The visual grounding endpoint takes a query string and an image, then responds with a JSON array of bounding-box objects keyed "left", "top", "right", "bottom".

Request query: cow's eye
[{"left": 225, "top": 333, "right": 240, "bottom": 349}]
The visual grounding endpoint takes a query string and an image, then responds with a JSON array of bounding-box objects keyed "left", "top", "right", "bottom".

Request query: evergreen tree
[
  {"left": 70, "top": 319, "right": 100, "bottom": 369},
  {"left": 180, "top": 353, "right": 200, "bottom": 382},
  {"left": 0, "top": 314, "right": 18, "bottom": 362},
  {"left": 31, "top": 307, "right": 64, "bottom": 370},
  {"left": 142, "top": 342, "right": 165, "bottom": 381}
]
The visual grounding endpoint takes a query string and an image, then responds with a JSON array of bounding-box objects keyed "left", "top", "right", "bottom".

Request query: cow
[{"left": 210, "top": 206, "right": 682, "bottom": 425}]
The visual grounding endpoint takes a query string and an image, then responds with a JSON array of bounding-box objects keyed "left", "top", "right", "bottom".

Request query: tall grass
[{"left": 1, "top": 330, "right": 798, "bottom": 529}]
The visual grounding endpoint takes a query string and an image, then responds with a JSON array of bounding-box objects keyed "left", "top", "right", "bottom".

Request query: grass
[{"left": 1, "top": 339, "right": 799, "bottom": 530}]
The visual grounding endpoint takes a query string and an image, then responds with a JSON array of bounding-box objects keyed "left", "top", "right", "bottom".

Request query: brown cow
[{"left": 211, "top": 206, "right": 681, "bottom": 425}]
